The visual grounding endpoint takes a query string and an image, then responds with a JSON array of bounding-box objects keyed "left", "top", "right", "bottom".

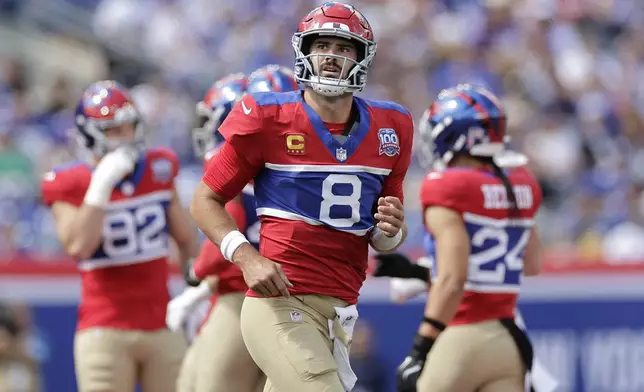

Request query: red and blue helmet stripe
[{"left": 419, "top": 84, "right": 507, "bottom": 165}]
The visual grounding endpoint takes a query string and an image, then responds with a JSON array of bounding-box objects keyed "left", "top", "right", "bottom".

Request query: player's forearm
[
  {"left": 190, "top": 193, "right": 235, "bottom": 247},
  {"left": 420, "top": 275, "right": 464, "bottom": 338},
  {"left": 66, "top": 205, "right": 105, "bottom": 259},
  {"left": 523, "top": 227, "right": 542, "bottom": 276},
  {"left": 168, "top": 199, "right": 199, "bottom": 268},
  {"left": 176, "top": 243, "right": 198, "bottom": 269},
  {"left": 190, "top": 181, "right": 256, "bottom": 265}
]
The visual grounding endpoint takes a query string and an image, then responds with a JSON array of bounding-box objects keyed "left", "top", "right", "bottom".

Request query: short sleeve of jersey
[
  {"left": 203, "top": 144, "right": 222, "bottom": 170},
  {"left": 420, "top": 171, "right": 467, "bottom": 213},
  {"left": 218, "top": 94, "right": 264, "bottom": 142},
  {"left": 203, "top": 95, "right": 265, "bottom": 201},
  {"left": 41, "top": 169, "right": 84, "bottom": 207},
  {"left": 379, "top": 108, "right": 413, "bottom": 203}
]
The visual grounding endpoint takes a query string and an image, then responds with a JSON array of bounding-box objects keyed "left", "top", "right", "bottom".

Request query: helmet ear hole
[
  {"left": 348, "top": 39, "right": 365, "bottom": 62},
  {"left": 301, "top": 35, "right": 315, "bottom": 56}
]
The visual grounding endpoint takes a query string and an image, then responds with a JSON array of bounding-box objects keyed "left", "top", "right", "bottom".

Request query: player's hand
[
  {"left": 166, "top": 280, "right": 214, "bottom": 333},
  {"left": 374, "top": 196, "right": 404, "bottom": 237},
  {"left": 396, "top": 355, "right": 423, "bottom": 392},
  {"left": 238, "top": 251, "right": 293, "bottom": 297},
  {"left": 166, "top": 296, "right": 191, "bottom": 333},
  {"left": 84, "top": 145, "right": 140, "bottom": 207},
  {"left": 396, "top": 334, "right": 435, "bottom": 392},
  {"left": 94, "top": 145, "right": 139, "bottom": 186}
]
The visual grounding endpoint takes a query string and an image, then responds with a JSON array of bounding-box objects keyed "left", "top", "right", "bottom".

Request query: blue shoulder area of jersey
[
  {"left": 252, "top": 90, "right": 300, "bottom": 107},
  {"left": 360, "top": 97, "right": 409, "bottom": 116}
]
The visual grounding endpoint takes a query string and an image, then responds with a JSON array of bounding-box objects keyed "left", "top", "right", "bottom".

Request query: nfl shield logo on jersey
[
  {"left": 152, "top": 158, "right": 173, "bottom": 183},
  {"left": 378, "top": 128, "right": 400, "bottom": 157},
  {"left": 336, "top": 147, "right": 348, "bottom": 162}
]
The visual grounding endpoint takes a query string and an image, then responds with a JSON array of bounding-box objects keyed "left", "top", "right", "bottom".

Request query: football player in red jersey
[
  {"left": 394, "top": 84, "right": 543, "bottom": 392},
  {"left": 173, "top": 66, "right": 300, "bottom": 392},
  {"left": 372, "top": 254, "right": 559, "bottom": 392},
  {"left": 172, "top": 72, "right": 249, "bottom": 392},
  {"left": 41, "top": 81, "right": 197, "bottom": 392},
  {"left": 190, "top": 3, "right": 413, "bottom": 391}
]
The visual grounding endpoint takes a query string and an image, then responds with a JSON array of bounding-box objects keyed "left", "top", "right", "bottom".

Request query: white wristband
[
  {"left": 83, "top": 177, "right": 114, "bottom": 208},
  {"left": 370, "top": 227, "right": 403, "bottom": 251},
  {"left": 220, "top": 230, "right": 250, "bottom": 262}
]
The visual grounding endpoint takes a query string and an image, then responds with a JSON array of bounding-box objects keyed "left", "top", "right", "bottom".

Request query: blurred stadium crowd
[{"left": 0, "top": 0, "right": 643, "bottom": 263}]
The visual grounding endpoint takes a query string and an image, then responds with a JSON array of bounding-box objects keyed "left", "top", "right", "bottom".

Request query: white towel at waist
[{"left": 328, "top": 304, "right": 359, "bottom": 391}]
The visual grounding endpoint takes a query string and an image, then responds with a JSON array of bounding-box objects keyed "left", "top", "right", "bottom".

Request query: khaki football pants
[
  {"left": 188, "top": 292, "right": 265, "bottom": 392},
  {"left": 417, "top": 320, "right": 525, "bottom": 392},
  {"left": 74, "top": 328, "right": 187, "bottom": 392},
  {"left": 176, "top": 334, "right": 200, "bottom": 392},
  {"left": 241, "top": 295, "right": 348, "bottom": 392}
]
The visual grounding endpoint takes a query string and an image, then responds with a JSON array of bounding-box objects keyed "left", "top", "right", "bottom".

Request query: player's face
[
  {"left": 309, "top": 37, "right": 358, "bottom": 80},
  {"left": 104, "top": 123, "right": 136, "bottom": 146}
]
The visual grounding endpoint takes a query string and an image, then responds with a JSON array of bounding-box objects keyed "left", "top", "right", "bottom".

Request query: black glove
[
  {"left": 396, "top": 334, "right": 435, "bottom": 392},
  {"left": 373, "top": 253, "right": 430, "bottom": 282},
  {"left": 183, "top": 259, "right": 202, "bottom": 287}
]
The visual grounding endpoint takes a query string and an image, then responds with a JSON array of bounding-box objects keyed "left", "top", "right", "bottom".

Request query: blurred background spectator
[
  {"left": 350, "top": 320, "right": 388, "bottom": 392},
  {"left": 0, "top": 302, "right": 40, "bottom": 392},
  {"left": 0, "top": 0, "right": 643, "bottom": 265}
]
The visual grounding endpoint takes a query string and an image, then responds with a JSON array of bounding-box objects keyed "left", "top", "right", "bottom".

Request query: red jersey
[
  {"left": 41, "top": 148, "right": 179, "bottom": 331},
  {"left": 420, "top": 166, "right": 542, "bottom": 325},
  {"left": 203, "top": 91, "right": 413, "bottom": 304}
]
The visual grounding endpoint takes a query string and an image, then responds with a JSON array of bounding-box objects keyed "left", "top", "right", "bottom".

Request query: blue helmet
[
  {"left": 192, "top": 73, "right": 247, "bottom": 159},
  {"left": 418, "top": 84, "right": 509, "bottom": 168},
  {"left": 247, "top": 64, "right": 299, "bottom": 94}
]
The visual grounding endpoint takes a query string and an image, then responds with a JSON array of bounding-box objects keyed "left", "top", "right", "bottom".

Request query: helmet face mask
[
  {"left": 292, "top": 2, "right": 376, "bottom": 97},
  {"left": 191, "top": 102, "right": 228, "bottom": 159}
]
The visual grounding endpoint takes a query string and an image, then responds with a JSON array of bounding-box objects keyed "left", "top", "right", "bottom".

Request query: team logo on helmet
[{"left": 378, "top": 128, "right": 400, "bottom": 157}]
